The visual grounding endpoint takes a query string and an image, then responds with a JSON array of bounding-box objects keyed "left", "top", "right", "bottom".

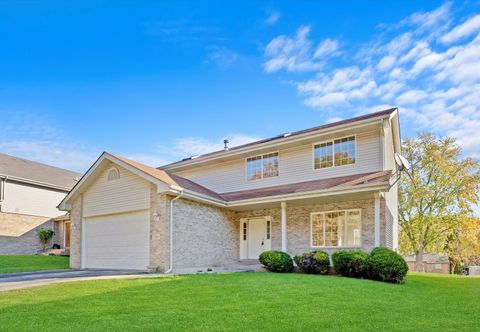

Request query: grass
[
  {"left": 0, "top": 272, "right": 478, "bottom": 331},
  {"left": 0, "top": 255, "right": 70, "bottom": 274}
]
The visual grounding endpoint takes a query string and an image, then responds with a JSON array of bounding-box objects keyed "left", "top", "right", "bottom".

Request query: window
[
  {"left": 107, "top": 168, "right": 120, "bottom": 181},
  {"left": 246, "top": 152, "right": 279, "bottom": 181},
  {"left": 311, "top": 210, "right": 361, "bottom": 247},
  {"left": 266, "top": 220, "right": 271, "bottom": 240},
  {"left": 243, "top": 222, "right": 247, "bottom": 241},
  {"left": 314, "top": 136, "right": 356, "bottom": 169}
]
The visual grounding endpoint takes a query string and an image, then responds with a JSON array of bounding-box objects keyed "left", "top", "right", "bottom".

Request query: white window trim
[
  {"left": 312, "top": 134, "right": 357, "bottom": 170},
  {"left": 310, "top": 208, "right": 362, "bottom": 248},
  {"left": 245, "top": 151, "right": 279, "bottom": 181}
]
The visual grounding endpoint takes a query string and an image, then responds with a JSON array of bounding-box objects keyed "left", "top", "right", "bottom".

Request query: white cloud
[
  {"left": 0, "top": 111, "right": 99, "bottom": 172},
  {"left": 264, "top": 26, "right": 325, "bottom": 72},
  {"left": 314, "top": 39, "right": 340, "bottom": 58},
  {"left": 265, "top": 11, "right": 280, "bottom": 25},
  {"left": 395, "top": 90, "right": 428, "bottom": 105},
  {"left": 172, "top": 134, "right": 261, "bottom": 157},
  {"left": 263, "top": 2, "right": 480, "bottom": 157},
  {"left": 205, "top": 46, "right": 239, "bottom": 68},
  {"left": 441, "top": 14, "right": 480, "bottom": 44}
]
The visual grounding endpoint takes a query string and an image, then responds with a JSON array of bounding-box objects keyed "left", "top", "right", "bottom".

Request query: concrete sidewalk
[{"left": 0, "top": 269, "right": 156, "bottom": 292}]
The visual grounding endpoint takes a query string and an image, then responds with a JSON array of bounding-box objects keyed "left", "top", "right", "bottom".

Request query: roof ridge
[{"left": 159, "top": 107, "right": 397, "bottom": 169}]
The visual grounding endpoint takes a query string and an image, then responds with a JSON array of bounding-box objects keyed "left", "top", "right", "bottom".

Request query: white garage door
[{"left": 83, "top": 210, "right": 150, "bottom": 270}]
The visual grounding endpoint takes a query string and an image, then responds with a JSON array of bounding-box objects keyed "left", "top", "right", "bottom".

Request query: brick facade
[
  {"left": 69, "top": 193, "right": 389, "bottom": 270},
  {"left": 0, "top": 212, "right": 53, "bottom": 255},
  {"left": 237, "top": 198, "right": 387, "bottom": 257},
  {"left": 69, "top": 196, "right": 82, "bottom": 268}
]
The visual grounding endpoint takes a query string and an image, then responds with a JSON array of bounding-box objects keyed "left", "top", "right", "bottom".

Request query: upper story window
[
  {"left": 246, "top": 152, "right": 279, "bottom": 181},
  {"left": 314, "top": 136, "right": 356, "bottom": 169},
  {"left": 107, "top": 168, "right": 120, "bottom": 181}
]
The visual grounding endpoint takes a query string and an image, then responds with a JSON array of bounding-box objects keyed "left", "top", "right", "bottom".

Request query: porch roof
[{"left": 219, "top": 171, "right": 391, "bottom": 202}]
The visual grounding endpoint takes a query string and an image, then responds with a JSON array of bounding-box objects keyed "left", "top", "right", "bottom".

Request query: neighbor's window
[
  {"left": 314, "top": 136, "right": 356, "bottom": 169},
  {"left": 246, "top": 152, "right": 279, "bottom": 181},
  {"left": 107, "top": 168, "right": 120, "bottom": 181},
  {"left": 311, "top": 210, "right": 361, "bottom": 247}
]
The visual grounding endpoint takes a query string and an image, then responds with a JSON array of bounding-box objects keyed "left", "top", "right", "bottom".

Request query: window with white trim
[
  {"left": 311, "top": 210, "right": 361, "bottom": 247},
  {"left": 246, "top": 152, "right": 279, "bottom": 181},
  {"left": 314, "top": 136, "right": 356, "bottom": 169}
]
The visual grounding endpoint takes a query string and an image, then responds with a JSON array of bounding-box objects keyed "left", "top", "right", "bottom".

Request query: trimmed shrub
[
  {"left": 332, "top": 250, "right": 369, "bottom": 278},
  {"left": 295, "top": 251, "right": 330, "bottom": 275},
  {"left": 366, "top": 247, "right": 409, "bottom": 284},
  {"left": 259, "top": 251, "right": 293, "bottom": 273}
]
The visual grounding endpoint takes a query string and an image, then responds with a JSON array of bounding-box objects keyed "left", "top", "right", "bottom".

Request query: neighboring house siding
[
  {"left": 175, "top": 130, "right": 383, "bottom": 193},
  {"left": 1, "top": 181, "right": 67, "bottom": 218},
  {"left": 0, "top": 212, "right": 53, "bottom": 254},
  {"left": 83, "top": 163, "right": 150, "bottom": 218}
]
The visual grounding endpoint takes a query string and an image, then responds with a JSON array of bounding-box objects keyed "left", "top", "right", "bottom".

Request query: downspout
[
  {"left": 0, "top": 175, "right": 8, "bottom": 205},
  {"left": 165, "top": 190, "right": 184, "bottom": 274}
]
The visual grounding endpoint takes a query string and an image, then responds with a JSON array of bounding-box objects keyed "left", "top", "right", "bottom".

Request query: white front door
[{"left": 247, "top": 217, "right": 269, "bottom": 259}]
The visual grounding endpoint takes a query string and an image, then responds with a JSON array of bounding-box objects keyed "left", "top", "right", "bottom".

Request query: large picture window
[
  {"left": 314, "top": 136, "right": 356, "bottom": 169},
  {"left": 311, "top": 210, "right": 361, "bottom": 247},
  {"left": 246, "top": 152, "right": 279, "bottom": 181}
]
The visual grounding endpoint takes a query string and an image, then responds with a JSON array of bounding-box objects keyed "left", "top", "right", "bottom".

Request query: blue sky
[{"left": 0, "top": 1, "right": 479, "bottom": 172}]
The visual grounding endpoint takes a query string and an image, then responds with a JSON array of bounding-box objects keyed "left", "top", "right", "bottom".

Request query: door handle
[{"left": 261, "top": 241, "right": 264, "bottom": 245}]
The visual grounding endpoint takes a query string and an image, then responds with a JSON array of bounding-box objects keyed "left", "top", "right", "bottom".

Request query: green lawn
[
  {"left": 0, "top": 255, "right": 70, "bottom": 274},
  {"left": 0, "top": 272, "right": 478, "bottom": 331}
]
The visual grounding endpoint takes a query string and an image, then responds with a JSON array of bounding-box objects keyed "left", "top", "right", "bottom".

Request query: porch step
[{"left": 39, "top": 248, "right": 70, "bottom": 256}]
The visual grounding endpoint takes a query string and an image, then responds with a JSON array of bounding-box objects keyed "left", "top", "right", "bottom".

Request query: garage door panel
[{"left": 84, "top": 211, "right": 150, "bottom": 270}]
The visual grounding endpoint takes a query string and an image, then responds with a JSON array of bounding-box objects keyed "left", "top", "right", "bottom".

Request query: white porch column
[
  {"left": 281, "top": 202, "right": 287, "bottom": 252},
  {"left": 374, "top": 193, "right": 380, "bottom": 247}
]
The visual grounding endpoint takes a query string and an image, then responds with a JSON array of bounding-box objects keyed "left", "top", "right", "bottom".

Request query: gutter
[
  {"left": 0, "top": 175, "right": 7, "bottom": 202},
  {"left": 165, "top": 189, "right": 184, "bottom": 274},
  {"left": 0, "top": 173, "right": 71, "bottom": 192}
]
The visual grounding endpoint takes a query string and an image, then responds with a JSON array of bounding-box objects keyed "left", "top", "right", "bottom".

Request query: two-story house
[
  {"left": 59, "top": 108, "right": 401, "bottom": 271},
  {"left": 0, "top": 153, "right": 81, "bottom": 254}
]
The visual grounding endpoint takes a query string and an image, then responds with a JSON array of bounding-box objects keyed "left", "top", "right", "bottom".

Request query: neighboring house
[
  {"left": 404, "top": 254, "right": 450, "bottom": 274},
  {"left": 0, "top": 153, "right": 81, "bottom": 254},
  {"left": 59, "top": 108, "right": 401, "bottom": 271}
]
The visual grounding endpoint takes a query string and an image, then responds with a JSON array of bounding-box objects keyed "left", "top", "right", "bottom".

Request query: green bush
[
  {"left": 366, "top": 247, "right": 409, "bottom": 284},
  {"left": 295, "top": 251, "right": 330, "bottom": 275},
  {"left": 331, "top": 250, "right": 369, "bottom": 278},
  {"left": 259, "top": 251, "right": 293, "bottom": 273},
  {"left": 37, "top": 228, "right": 55, "bottom": 252}
]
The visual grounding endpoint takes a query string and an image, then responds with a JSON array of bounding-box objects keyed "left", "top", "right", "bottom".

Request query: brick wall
[{"left": 0, "top": 212, "right": 53, "bottom": 254}]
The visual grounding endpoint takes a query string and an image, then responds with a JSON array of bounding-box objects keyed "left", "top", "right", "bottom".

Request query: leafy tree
[
  {"left": 37, "top": 228, "right": 55, "bottom": 252},
  {"left": 399, "top": 133, "right": 480, "bottom": 272},
  {"left": 443, "top": 216, "right": 480, "bottom": 274}
]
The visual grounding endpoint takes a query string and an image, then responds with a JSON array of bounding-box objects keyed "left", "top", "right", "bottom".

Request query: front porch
[{"left": 232, "top": 191, "right": 393, "bottom": 260}]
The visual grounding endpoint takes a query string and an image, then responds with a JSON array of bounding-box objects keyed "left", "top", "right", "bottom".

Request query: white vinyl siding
[
  {"left": 175, "top": 130, "right": 382, "bottom": 193},
  {"left": 83, "top": 163, "right": 150, "bottom": 218},
  {"left": 1, "top": 181, "right": 67, "bottom": 217}
]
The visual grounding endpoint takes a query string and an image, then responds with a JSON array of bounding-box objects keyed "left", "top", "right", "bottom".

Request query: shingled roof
[
  {"left": 0, "top": 153, "right": 82, "bottom": 189},
  {"left": 160, "top": 107, "right": 398, "bottom": 169},
  {"left": 219, "top": 171, "right": 392, "bottom": 202},
  {"left": 102, "top": 154, "right": 391, "bottom": 204}
]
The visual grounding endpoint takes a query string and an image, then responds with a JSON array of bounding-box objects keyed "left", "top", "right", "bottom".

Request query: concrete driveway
[{"left": 0, "top": 269, "right": 155, "bottom": 292}]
